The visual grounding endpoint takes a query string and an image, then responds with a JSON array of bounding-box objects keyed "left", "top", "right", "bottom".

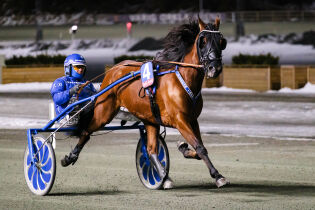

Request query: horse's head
[{"left": 197, "top": 17, "right": 227, "bottom": 78}]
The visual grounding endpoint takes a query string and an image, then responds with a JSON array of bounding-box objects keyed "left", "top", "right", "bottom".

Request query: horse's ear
[
  {"left": 214, "top": 16, "right": 220, "bottom": 30},
  {"left": 198, "top": 16, "right": 206, "bottom": 31}
]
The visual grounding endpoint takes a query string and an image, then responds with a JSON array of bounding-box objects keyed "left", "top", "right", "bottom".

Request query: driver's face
[{"left": 73, "top": 65, "right": 86, "bottom": 74}]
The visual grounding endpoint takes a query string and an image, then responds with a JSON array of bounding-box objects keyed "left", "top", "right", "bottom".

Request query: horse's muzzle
[{"left": 206, "top": 64, "right": 222, "bottom": 78}]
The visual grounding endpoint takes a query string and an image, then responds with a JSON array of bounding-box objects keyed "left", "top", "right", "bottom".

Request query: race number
[{"left": 141, "top": 62, "right": 154, "bottom": 88}]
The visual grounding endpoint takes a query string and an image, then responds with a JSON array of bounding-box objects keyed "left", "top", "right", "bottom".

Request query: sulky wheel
[
  {"left": 136, "top": 135, "right": 169, "bottom": 190},
  {"left": 24, "top": 135, "right": 56, "bottom": 196}
]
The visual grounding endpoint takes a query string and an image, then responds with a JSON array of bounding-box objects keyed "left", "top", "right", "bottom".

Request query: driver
[{"left": 50, "top": 53, "right": 97, "bottom": 123}]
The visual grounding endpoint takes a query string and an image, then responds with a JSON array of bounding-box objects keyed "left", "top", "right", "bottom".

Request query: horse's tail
[{"left": 72, "top": 101, "right": 95, "bottom": 137}]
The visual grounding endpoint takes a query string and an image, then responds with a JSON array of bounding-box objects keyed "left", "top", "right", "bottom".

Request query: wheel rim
[
  {"left": 136, "top": 137, "right": 169, "bottom": 189},
  {"left": 24, "top": 136, "right": 55, "bottom": 195}
]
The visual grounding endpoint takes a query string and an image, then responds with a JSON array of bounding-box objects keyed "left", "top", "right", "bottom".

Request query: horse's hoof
[
  {"left": 60, "top": 153, "right": 78, "bottom": 167},
  {"left": 216, "top": 177, "right": 230, "bottom": 188},
  {"left": 61, "top": 156, "right": 70, "bottom": 167},
  {"left": 163, "top": 177, "right": 174, "bottom": 190}
]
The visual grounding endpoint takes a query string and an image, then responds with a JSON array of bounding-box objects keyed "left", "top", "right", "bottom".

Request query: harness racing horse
[{"left": 61, "top": 17, "right": 229, "bottom": 188}]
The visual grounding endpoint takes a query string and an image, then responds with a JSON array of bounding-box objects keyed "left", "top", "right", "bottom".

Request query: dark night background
[{"left": 0, "top": 0, "right": 315, "bottom": 15}]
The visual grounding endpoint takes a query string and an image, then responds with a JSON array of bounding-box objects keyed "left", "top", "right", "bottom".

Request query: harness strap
[
  {"left": 148, "top": 89, "right": 163, "bottom": 125},
  {"left": 157, "top": 69, "right": 176, "bottom": 76},
  {"left": 156, "top": 66, "right": 201, "bottom": 105},
  {"left": 147, "top": 65, "right": 163, "bottom": 125},
  {"left": 175, "top": 67, "right": 201, "bottom": 105}
]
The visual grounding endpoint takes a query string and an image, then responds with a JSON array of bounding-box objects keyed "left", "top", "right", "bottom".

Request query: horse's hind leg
[
  {"left": 61, "top": 95, "right": 118, "bottom": 167},
  {"left": 145, "top": 124, "right": 173, "bottom": 189},
  {"left": 146, "top": 124, "right": 166, "bottom": 179},
  {"left": 176, "top": 118, "right": 229, "bottom": 187}
]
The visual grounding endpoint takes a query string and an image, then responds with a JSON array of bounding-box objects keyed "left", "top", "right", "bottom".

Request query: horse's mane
[
  {"left": 155, "top": 20, "right": 218, "bottom": 64},
  {"left": 155, "top": 20, "right": 200, "bottom": 62}
]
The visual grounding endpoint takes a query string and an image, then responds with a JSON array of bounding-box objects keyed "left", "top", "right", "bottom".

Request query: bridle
[{"left": 196, "top": 30, "right": 223, "bottom": 76}]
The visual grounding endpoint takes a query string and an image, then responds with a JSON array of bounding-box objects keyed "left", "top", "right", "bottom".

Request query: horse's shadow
[
  {"left": 49, "top": 190, "right": 126, "bottom": 197},
  {"left": 173, "top": 182, "right": 315, "bottom": 197},
  {"left": 48, "top": 182, "right": 315, "bottom": 197}
]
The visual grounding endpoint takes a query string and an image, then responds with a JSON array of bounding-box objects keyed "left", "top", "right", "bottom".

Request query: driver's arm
[{"left": 50, "top": 79, "right": 71, "bottom": 106}]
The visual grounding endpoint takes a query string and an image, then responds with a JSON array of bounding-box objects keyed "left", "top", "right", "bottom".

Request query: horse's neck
[{"left": 180, "top": 46, "right": 204, "bottom": 94}]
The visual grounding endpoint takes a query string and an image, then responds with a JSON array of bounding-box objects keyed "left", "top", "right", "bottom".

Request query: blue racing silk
[{"left": 50, "top": 76, "right": 97, "bottom": 115}]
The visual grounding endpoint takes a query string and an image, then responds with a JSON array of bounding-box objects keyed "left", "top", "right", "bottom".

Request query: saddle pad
[{"left": 140, "top": 62, "right": 154, "bottom": 88}]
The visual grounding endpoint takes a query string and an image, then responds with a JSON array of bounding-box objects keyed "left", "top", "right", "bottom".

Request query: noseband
[{"left": 196, "top": 30, "right": 223, "bottom": 74}]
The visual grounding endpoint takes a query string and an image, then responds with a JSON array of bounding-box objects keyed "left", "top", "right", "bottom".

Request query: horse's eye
[
  {"left": 202, "top": 37, "right": 207, "bottom": 45},
  {"left": 199, "top": 37, "right": 207, "bottom": 48},
  {"left": 220, "top": 38, "right": 227, "bottom": 50}
]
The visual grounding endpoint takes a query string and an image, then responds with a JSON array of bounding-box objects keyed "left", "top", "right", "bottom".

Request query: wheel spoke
[
  {"left": 37, "top": 170, "right": 46, "bottom": 190},
  {"left": 139, "top": 155, "right": 145, "bottom": 168},
  {"left": 41, "top": 158, "right": 52, "bottom": 172},
  {"left": 153, "top": 167, "right": 160, "bottom": 182},
  {"left": 148, "top": 166, "right": 155, "bottom": 185},
  {"left": 158, "top": 145, "right": 164, "bottom": 161},
  {"left": 32, "top": 168, "right": 38, "bottom": 190},
  {"left": 41, "top": 145, "right": 49, "bottom": 164},
  {"left": 37, "top": 141, "right": 43, "bottom": 162},
  {"left": 142, "top": 164, "right": 148, "bottom": 180},
  {"left": 27, "top": 153, "right": 31, "bottom": 165},
  {"left": 27, "top": 165, "right": 34, "bottom": 181},
  {"left": 40, "top": 170, "right": 51, "bottom": 183}
]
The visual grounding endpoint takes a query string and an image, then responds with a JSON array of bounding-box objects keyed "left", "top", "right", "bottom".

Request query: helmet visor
[{"left": 73, "top": 65, "right": 86, "bottom": 74}]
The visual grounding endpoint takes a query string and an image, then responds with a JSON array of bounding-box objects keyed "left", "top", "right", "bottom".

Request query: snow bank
[
  {"left": 0, "top": 33, "right": 315, "bottom": 65},
  {"left": 1, "top": 82, "right": 314, "bottom": 95},
  {"left": 0, "top": 82, "right": 51, "bottom": 92},
  {"left": 278, "top": 82, "right": 315, "bottom": 93}
]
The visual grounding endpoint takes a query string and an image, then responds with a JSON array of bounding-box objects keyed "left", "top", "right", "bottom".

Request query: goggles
[{"left": 73, "top": 65, "right": 86, "bottom": 71}]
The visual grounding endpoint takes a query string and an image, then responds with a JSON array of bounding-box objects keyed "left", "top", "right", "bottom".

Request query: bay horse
[{"left": 61, "top": 17, "right": 229, "bottom": 188}]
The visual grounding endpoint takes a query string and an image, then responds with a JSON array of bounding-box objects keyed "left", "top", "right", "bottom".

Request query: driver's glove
[{"left": 69, "top": 85, "right": 80, "bottom": 96}]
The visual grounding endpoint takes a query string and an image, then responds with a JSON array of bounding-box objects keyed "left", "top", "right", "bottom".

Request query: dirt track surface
[{"left": 1, "top": 129, "right": 315, "bottom": 209}]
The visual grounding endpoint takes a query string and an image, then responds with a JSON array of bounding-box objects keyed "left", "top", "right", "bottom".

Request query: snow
[
  {"left": 1, "top": 82, "right": 315, "bottom": 94},
  {"left": 0, "top": 82, "right": 52, "bottom": 92},
  {"left": 0, "top": 116, "right": 47, "bottom": 129},
  {"left": 223, "top": 41, "right": 315, "bottom": 64},
  {"left": 0, "top": 35, "right": 315, "bottom": 65},
  {"left": 202, "top": 86, "right": 256, "bottom": 93},
  {"left": 278, "top": 82, "right": 315, "bottom": 93}
]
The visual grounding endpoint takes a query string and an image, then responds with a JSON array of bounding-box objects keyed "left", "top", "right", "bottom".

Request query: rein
[
  {"left": 77, "top": 71, "right": 106, "bottom": 96},
  {"left": 77, "top": 60, "right": 204, "bottom": 96},
  {"left": 153, "top": 60, "right": 203, "bottom": 69}
]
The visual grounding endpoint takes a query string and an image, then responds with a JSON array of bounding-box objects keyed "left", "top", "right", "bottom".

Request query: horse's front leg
[
  {"left": 177, "top": 120, "right": 202, "bottom": 160},
  {"left": 145, "top": 124, "right": 173, "bottom": 189},
  {"left": 176, "top": 118, "right": 229, "bottom": 187}
]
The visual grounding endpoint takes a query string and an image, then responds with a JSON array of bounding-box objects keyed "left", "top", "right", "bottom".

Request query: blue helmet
[{"left": 64, "top": 54, "right": 87, "bottom": 79}]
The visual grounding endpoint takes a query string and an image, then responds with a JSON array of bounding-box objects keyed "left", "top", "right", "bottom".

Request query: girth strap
[
  {"left": 175, "top": 69, "right": 201, "bottom": 105},
  {"left": 148, "top": 88, "right": 163, "bottom": 125}
]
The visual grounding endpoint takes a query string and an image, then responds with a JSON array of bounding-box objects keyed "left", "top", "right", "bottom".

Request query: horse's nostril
[{"left": 207, "top": 66, "right": 216, "bottom": 78}]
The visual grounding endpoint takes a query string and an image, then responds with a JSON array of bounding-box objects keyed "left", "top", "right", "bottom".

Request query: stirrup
[{"left": 61, "top": 153, "right": 78, "bottom": 167}]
